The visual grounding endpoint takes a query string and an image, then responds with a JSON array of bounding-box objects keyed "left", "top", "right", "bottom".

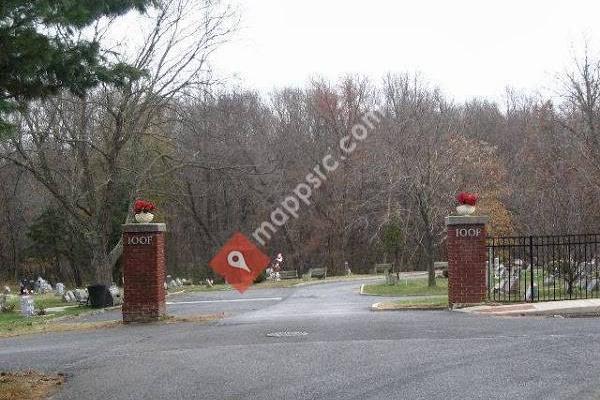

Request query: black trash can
[{"left": 87, "top": 284, "right": 110, "bottom": 308}]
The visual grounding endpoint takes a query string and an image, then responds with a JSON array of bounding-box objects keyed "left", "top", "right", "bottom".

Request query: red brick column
[
  {"left": 122, "top": 223, "right": 167, "bottom": 323},
  {"left": 445, "top": 216, "right": 488, "bottom": 307}
]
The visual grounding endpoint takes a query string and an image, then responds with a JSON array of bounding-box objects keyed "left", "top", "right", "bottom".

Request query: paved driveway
[{"left": 2, "top": 278, "right": 600, "bottom": 399}]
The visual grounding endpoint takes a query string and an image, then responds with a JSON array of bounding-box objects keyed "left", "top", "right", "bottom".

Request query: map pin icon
[{"left": 227, "top": 251, "right": 251, "bottom": 273}]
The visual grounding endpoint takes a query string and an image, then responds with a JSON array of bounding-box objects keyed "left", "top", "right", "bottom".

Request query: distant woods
[{"left": 2, "top": 4, "right": 600, "bottom": 284}]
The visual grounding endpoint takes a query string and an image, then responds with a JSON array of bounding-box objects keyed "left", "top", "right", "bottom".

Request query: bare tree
[{"left": 0, "top": 0, "right": 237, "bottom": 284}]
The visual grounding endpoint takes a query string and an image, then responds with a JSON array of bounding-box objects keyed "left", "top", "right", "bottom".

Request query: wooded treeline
[{"left": 2, "top": 1, "right": 600, "bottom": 285}]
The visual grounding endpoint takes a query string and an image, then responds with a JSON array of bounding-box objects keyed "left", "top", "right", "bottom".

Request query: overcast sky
[{"left": 209, "top": 0, "right": 600, "bottom": 102}]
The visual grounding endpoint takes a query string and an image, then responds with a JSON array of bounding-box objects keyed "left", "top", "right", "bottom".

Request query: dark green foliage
[
  {"left": 254, "top": 269, "right": 267, "bottom": 284},
  {"left": 187, "top": 264, "right": 222, "bottom": 285},
  {"left": 109, "top": 184, "right": 134, "bottom": 249},
  {"left": 25, "top": 207, "right": 89, "bottom": 284},
  {"left": 26, "top": 208, "right": 73, "bottom": 260},
  {"left": 381, "top": 216, "right": 405, "bottom": 271},
  {"left": 0, "top": 0, "right": 154, "bottom": 132},
  {"left": 25, "top": 185, "right": 131, "bottom": 285},
  {"left": 382, "top": 217, "right": 403, "bottom": 255}
]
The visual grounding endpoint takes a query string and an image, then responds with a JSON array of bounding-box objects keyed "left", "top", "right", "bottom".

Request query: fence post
[
  {"left": 446, "top": 215, "right": 489, "bottom": 308},
  {"left": 529, "top": 235, "right": 534, "bottom": 302}
]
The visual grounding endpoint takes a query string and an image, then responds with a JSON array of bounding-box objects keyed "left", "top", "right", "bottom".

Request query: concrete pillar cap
[
  {"left": 122, "top": 223, "right": 167, "bottom": 233},
  {"left": 445, "top": 215, "right": 488, "bottom": 226}
]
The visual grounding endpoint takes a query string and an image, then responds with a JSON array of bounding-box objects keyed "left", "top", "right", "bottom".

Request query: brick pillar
[
  {"left": 445, "top": 215, "right": 488, "bottom": 307},
  {"left": 122, "top": 223, "right": 167, "bottom": 323}
]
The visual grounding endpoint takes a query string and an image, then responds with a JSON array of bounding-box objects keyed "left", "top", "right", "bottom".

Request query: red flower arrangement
[
  {"left": 134, "top": 199, "right": 156, "bottom": 214},
  {"left": 456, "top": 192, "right": 478, "bottom": 206}
]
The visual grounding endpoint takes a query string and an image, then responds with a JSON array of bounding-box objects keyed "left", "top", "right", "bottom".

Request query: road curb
[
  {"left": 456, "top": 299, "right": 600, "bottom": 317},
  {"left": 458, "top": 308, "right": 600, "bottom": 317},
  {"left": 358, "top": 272, "right": 430, "bottom": 296},
  {"left": 294, "top": 276, "right": 382, "bottom": 288},
  {"left": 166, "top": 290, "right": 186, "bottom": 297},
  {"left": 370, "top": 301, "right": 448, "bottom": 312}
]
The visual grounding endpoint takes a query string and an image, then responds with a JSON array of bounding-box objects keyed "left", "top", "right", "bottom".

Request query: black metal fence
[{"left": 487, "top": 234, "right": 600, "bottom": 302}]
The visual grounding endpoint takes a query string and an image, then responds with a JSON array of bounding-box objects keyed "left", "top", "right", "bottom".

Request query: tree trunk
[
  {"left": 69, "top": 256, "right": 83, "bottom": 287},
  {"left": 92, "top": 249, "right": 112, "bottom": 285},
  {"left": 427, "top": 259, "right": 436, "bottom": 287},
  {"left": 424, "top": 231, "right": 436, "bottom": 287}
]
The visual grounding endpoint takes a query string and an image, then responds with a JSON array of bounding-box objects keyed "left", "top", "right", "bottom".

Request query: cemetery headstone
[
  {"left": 513, "top": 259, "right": 525, "bottom": 267},
  {"left": 581, "top": 261, "right": 594, "bottom": 277},
  {"left": 543, "top": 276, "right": 555, "bottom": 286},
  {"left": 344, "top": 261, "right": 352, "bottom": 276},
  {"left": 498, "top": 276, "right": 520, "bottom": 294},
  {"left": 509, "top": 276, "right": 521, "bottom": 293},
  {"left": 0, "top": 287, "right": 10, "bottom": 312},
  {"left": 494, "top": 263, "right": 506, "bottom": 279},
  {"left": 525, "top": 284, "right": 538, "bottom": 301},
  {"left": 386, "top": 273, "right": 399, "bottom": 285},
  {"left": 55, "top": 283, "right": 65, "bottom": 296},
  {"left": 20, "top": 295, "right": 35, "bottom": 316},
  {"left": 587, "top": 279, "right": 600, "bottom": 292},
  {"left": 63, "top": 290, "right": 76, "bottom": 303},
  {"left": 73, "top": 289, "right": 89, "bottom": 303},
  {"left": 108, "top": 285, "right": 123, "bottom": 306},
  {"left": 35, "top": 277, "right": 53, "bottom": 294}
]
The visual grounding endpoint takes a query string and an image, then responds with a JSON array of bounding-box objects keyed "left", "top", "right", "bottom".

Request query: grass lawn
[
  {"left": 1, "top": 292, "right": 98, "bottom": 337},
  {"left": 32, "top": 294, "right": 71, "bottom": 309},
  {"left": 179, "top": 274, "right": 374, "bottom": 292},
  {"left": 253, "top": 273, "right": 376, "bottom": 288},
  {"left": 173, "top": 284, "right": 232, "bottom": 293},
  {"left": 489, "top": 268, "right": 600, "bottom": 303},
  {"left": 254, "top": 279, "right": 303, "bottom": 289},
  {"left": 362, "top": 278, "right": 448, "bottom": 297},
  {"left": 0, "top": 305, "right": 96, "bottom": 337},
  {"left": 2, "top": 292, "right": 73, "bottom": 310},
  {"left": 374, "top": 295, "right": 449, "bottom": 310}
]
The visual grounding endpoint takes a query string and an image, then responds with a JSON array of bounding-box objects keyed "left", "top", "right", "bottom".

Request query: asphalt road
[{"left": 2, "top": 278, "right": 600, "bottom": 400}]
